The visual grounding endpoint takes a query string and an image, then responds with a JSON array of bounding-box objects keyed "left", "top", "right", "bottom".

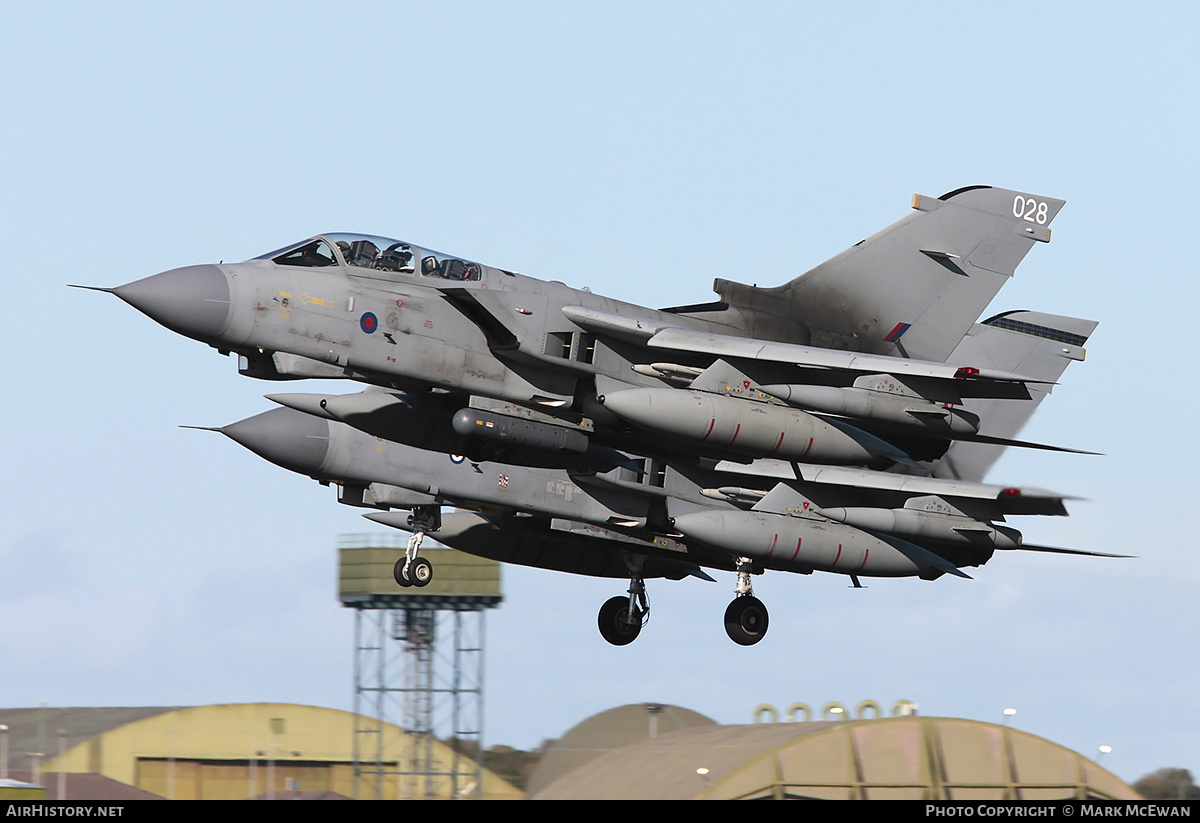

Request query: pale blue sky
[{"left": 3, "top": 2, "right": 1197, "bottom": 784}]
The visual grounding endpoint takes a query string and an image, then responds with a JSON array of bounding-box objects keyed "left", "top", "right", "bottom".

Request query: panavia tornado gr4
[{"left": 80, "top": 185, "right": 1120, "bottom": 646}]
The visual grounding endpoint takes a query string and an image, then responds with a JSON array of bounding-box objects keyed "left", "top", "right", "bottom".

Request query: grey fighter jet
[
  {"left": 80, "top": 186, "right": 1081, "bottom": 472},
  {"left": 83, "top": 183, "right": 1112, "bottom": 646},
  {"left": 199, "top": 402, "right": 1120, "bottom": 647}
]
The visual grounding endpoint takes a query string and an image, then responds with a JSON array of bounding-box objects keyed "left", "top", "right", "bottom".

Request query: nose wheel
[
  {"left": 393, "top": 528, "right": 434, "bottom": 589},
  {"left": 393, "top": 557, "right": 414, "bottom": 587},
  {"left": 408, "top": 557, "right": 432, "bottom": 585},
  {"left": 393, "top": 555, "right": 433, "bottom": 588}
]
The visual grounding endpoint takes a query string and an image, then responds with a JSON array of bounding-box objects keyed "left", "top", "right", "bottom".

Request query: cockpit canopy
[{"left": 253, "top": 233, "right": 482, "bottom": 281}]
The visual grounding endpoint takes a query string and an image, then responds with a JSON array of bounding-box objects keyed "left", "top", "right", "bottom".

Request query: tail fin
[
  {"left": 709, "top": 186, "right": 1065, "bottom": 362},
  {"left": 931, "top": 310, "right": 1098, "bottom": 482}
]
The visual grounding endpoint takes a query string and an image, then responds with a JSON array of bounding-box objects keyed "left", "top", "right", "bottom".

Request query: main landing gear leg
[
  {"left": 724, "top": 556, "right": 768, "bottom": 646},
  {"left": 597, "top": 555, "right": 649, "bottom": 646},
  {"left": 392, "top": 506, "right": 439, "bottom": 589}
]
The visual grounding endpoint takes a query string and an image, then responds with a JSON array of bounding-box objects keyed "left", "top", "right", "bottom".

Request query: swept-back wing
[{"left": 713, "top": 460, "right": 1076, "bottom": 516}]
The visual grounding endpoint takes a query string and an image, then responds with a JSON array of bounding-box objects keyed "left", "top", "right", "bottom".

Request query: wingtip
[{"left": 1012, "top": 544, "right": 1134, "bottom": 559}]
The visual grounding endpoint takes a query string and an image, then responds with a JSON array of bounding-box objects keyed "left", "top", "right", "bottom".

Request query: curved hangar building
[
  {"left": 1, "top": 703, "right": 521, "bottom": 800},
  {"left": 531, "top": 712, "right": 1139, "bottom": 801}
]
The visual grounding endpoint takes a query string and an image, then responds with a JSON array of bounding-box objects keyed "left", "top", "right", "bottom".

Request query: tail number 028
[{"left": 1013, "top": 195, "right": 1049, "bottom": 225}]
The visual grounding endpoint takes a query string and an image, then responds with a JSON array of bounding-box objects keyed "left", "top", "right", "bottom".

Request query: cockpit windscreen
[{"left": 255, "top": 233, "right": 482, "bottom": 282}]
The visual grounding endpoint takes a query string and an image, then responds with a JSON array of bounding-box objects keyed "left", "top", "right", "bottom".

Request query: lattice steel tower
[{"left": 338, "top": 534, "right": 502, "bottom": 800}]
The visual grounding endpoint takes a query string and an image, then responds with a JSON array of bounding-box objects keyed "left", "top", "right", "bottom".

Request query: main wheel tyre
[
  {"left": 597, "top": 595, "right": 642, "bottom": 646},
  {"left": 409, "top": 557, "right": 433, "bottom": 587},
  {"left": 393, "top": 558, "right": 413, "bottom": 588},
  {"left": 724, "top": 596, "right": 769, "bottom": 646}
]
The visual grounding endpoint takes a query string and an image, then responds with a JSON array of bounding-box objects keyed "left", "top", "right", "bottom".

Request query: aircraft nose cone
[
  {"left": 114, "top": 264, "right": 230, "bottom": 342},
  {"left": 220, "top": 407, "right": 331, "bottom": 475}
]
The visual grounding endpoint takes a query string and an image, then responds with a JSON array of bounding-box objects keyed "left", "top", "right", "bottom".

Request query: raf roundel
[{"left": 359, "top": 312, "right": 378, "bottom": 334}]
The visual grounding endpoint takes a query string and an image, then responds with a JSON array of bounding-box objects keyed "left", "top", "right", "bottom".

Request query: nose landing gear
[
  {"left": 394, "top": 554, "right": 433, "bottom": 588},
  {"left": 392, "top": 506, "right": 441, "bottom": 589}
]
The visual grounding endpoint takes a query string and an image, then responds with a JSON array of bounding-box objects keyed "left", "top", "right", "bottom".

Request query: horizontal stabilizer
[{"left": 932, "top": 310, "right": 1099, "bottom": 482}]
